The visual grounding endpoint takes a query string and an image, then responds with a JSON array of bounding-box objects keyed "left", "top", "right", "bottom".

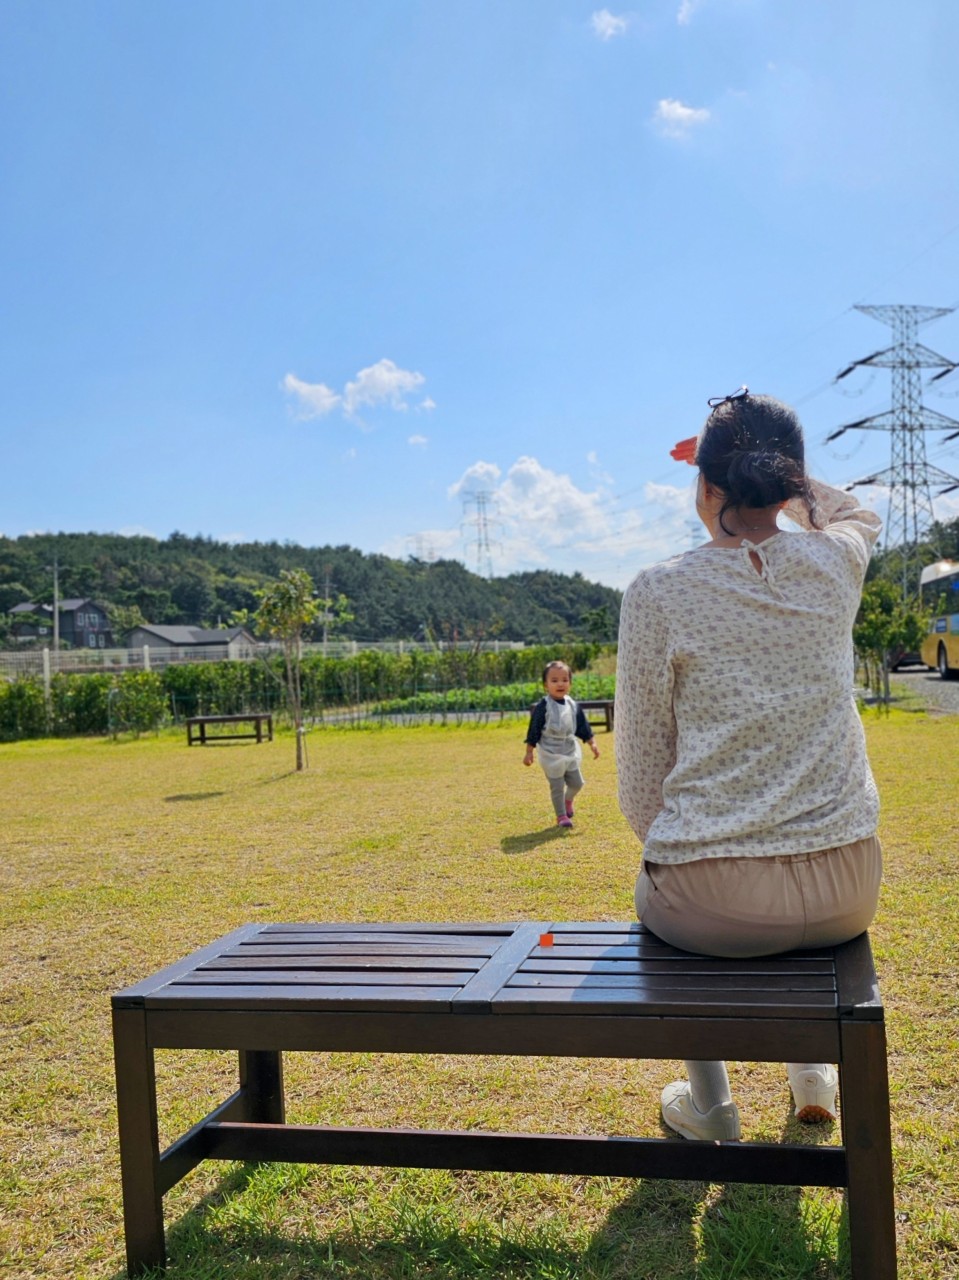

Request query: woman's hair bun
[
  {"left": 697, "top": 392, "right": 819, "bottom": 532},
  {"left": 725, "top": 449, "right": 803, "bottom": 509}
]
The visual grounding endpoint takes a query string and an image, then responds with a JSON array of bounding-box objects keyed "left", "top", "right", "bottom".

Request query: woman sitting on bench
[{"left": 615, "top": 388, "right": 882, "bottom": 1141}]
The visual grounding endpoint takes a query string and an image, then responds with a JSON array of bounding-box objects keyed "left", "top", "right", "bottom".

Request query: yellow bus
[{"left": 920, "top": 559, "right": 959, "bottom": 679}]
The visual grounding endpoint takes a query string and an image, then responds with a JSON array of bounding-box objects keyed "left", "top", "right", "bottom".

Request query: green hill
[{"left": 0, "top": 531, "right": 622, "bottom": 644}]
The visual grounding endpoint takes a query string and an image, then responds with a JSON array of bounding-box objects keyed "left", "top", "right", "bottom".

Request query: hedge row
[
  {"left": 371, "top": 674, "right": 616, "bottom": 716},
  {"left": 0, "top": 644, "right": 607, "bottom": 741}
]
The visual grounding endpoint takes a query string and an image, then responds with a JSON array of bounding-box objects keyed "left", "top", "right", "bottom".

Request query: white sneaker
[
  {"left": 661, "top": 1080, "right": 741, "bottom": 1141},
  {"left": 788, "top": 1064, "right": 838, "bottom": 1123}
]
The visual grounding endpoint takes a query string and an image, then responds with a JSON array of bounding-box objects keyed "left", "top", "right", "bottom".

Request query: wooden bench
[
  {"left": 111, "top": 922, "right": 896, "bottom": 1278},
  {"left": 527, "top": 699, "right": 615, "bottom": 731},
  {"left": 185, "top": 712, "right": 273, "bottom": 745},
  {"left": 576, "top": 698, "right": 615, "bottom": 731}
]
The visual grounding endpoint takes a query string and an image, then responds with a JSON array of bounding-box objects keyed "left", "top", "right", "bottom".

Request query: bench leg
[
  {"left": 112, "top": 1008, "right": 166, "bottom": 1276},
  {"left": 239, "top": 1050, "right": 285, "bottom": 1123},
  {"left": 840, "top": 1019, "right": 897, "bottom": 1279}
]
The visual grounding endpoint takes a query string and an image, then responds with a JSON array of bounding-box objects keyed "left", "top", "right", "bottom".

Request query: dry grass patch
[{"left": 0, "top": 714, "right": 956, "bottom": 1277}]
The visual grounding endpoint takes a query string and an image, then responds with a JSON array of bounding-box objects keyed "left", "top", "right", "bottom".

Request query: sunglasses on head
[{"left": 707, "top": 385, "right": 749, "bottom": 409}]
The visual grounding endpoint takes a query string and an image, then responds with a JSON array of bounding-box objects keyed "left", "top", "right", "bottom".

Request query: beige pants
[{"left": 635, "top": 836, "right": 882, "bottom": 958}]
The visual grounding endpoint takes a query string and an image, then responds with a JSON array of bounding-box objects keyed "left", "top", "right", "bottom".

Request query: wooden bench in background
[
  {"left": 112, "top": 921, "right": 896, "bottom": 1278},
  {"left": 576, "top": 698, "right": 615, "bottom": 732},
  {"left": 527, "top": 699, "right": 615, "bottom": 732},
  {"left": 185, "top": 712, "right": 273, "bottom": 745}
]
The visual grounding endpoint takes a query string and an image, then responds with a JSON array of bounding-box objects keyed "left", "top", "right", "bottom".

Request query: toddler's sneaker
[
  {"left": 565, "top": 800, "right": 575, "bottom": 818},
  {"left": 788, "top": 1064, "right": 838, "bottom": 1122},
  {"left": 661, "top": 1081, "right": 741, "bottom": 1142},
  {"left": 557, "top": 814, "right": 573, "bottom": 828}
]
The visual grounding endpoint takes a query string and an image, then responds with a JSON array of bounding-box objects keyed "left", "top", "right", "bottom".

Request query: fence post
[
  {"left": 143, "top": 645, "right": 151, "bottom": 672},
  {"left": 42, "top": 647, "right": 51, "bottom": 710}
]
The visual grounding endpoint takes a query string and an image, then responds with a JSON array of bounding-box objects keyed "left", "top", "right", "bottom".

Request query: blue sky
[{"left": 3, "top": 0, "right": 959, "bottom": 589}]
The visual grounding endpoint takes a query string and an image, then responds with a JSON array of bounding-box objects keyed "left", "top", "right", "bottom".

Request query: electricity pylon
[
  {"left": 826, "top": 304, "right": 959, "bottom": 595},
  {"left": 461, "top": 491, "right": 498, "bottom": 579}
]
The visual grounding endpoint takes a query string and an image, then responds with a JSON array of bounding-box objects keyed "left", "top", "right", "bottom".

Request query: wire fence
[{"left": 0, "top": 638, "right": 526, "bottom": 680}]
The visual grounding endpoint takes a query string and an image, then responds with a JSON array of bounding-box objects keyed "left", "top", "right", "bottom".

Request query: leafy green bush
[
  {"left": 110, "top": 672, "right": 168, "bottom": 736},
  {"left": 372, "top": 674, "right": 616, "bottom": 716},
  {"left": 51, "top": 672, "right": 112, "bottom": 735},
  {"left": 0, "top": 643, "right": 612, "bottom": 740},
  {"left": 0, "top": 678, "right": 48, "bottom": 741}
]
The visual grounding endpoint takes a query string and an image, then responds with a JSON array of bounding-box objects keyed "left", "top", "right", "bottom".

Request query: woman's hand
[{"left": 670, "top": 436, "right": 698, "bottom": 465}]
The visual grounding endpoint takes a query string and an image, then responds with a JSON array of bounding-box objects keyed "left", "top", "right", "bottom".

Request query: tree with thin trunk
[
  {"left": 254, "top": 569, "right": 320, "bottom": 771},
  {"left": 853, "top": 578, "right": 928, "bottom": 708}
]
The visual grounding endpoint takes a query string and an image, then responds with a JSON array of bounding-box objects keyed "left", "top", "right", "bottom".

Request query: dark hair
[
  {"left": 542, "top": 659, "right": 572, "bottom": 684},
  {"left": 696, "top": 393, "right": 818, "bottom": 535}
]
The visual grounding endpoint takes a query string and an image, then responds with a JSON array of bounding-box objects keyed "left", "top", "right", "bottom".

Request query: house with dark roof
[
  {"left": 125, "top": 624, "right": 257, "bottom": 656},
  {"left": 10, "top": 599, "right": 114, "bottom": 648}
]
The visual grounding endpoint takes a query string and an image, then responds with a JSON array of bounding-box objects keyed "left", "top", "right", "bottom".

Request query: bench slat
[
  {"left": 144, "top": 983, "right": 457, "bottom": 1011},
  {"left": 508, "top": 972, "right": 836, "bottom": 992},
  {"left": 204, "top": 955, "right": 485, "bottom": 972},
  {"left": 519, "top": 957, "right": 836, "bottom": 975},
  {"left": 260, "top": 923, "right": 515, "bottom": 936},
  {"left": 492, "top": 986, "right": 839, "bottom": 1017},
  {"left": 180, "top": 970, "right": 468, "bottom": 987},
  {"left": 232, "top": 939, "right": 503, "bottom": 956}
]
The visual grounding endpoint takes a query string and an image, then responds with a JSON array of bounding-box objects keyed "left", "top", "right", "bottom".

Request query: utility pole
[
  {"left": 48, "top": 556, "right": 60, "bottom": 652},
  {"left": 827, "top": 304, "right": 959, "bottom": 596},
  {"left": 322, "top": 564, "right": 332, "bottom": 657}
]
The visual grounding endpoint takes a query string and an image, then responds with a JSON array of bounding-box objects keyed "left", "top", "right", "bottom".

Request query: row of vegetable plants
[{"left": 0, "top": 644, "right": 610, "bottom": 741}]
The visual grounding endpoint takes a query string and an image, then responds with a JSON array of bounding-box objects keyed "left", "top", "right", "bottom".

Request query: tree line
[{"left": 0, "top": 530, "right": 622, "bottom": 645}]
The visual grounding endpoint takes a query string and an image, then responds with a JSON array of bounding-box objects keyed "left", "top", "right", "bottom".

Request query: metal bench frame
[{"left": 112, "top": 922, "right": 896, "bottom": 1277}]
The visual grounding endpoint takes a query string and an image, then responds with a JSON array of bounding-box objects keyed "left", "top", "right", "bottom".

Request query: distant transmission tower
[
  {"left": 461, "top": 491, "right": 498, "bottom": 578},
  {"left": 827, "top": 304, "right": 959, "bottom": 595},
  {"left": 408, "top": 534, "right": 437, "bottom": 563}
]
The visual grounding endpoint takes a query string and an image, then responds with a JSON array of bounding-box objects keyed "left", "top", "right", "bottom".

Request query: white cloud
[
  {"left": 418, "top": 396, "right": 437, "bottom": 412},
  {"left": 118, "top": 524, "right": 160, "bottom": 539},
  {"left": 408, "top": 434, "right": 429, "bottom": 447},
  {"left": 396, "top": 457, "right": 709, "bottom": 588},
  {"left": 283, "top": 358, "right": 428, "bottom": 425},
  {"left": 343, "top": 358, "right": 426, "bottom": 418},
  {"left": 448, "top": 460, "right": 502, "bottom": 498},
  {"left": 591, "top": 8, "right": 628, "bottom": 39},
  {"left": 677, "top": 0, "right": 703, "bottom": 24},
  {"left": 282, "top": 373, "right": 342, "bottom": 420},
  {"left": 653, "top": 97, "right": 711, "bottom": 138},
  {"left": 644, "top": 481, "right": 692, "bottom": 513},
  {"left": 587, "top": 449, "right": 614, "bottom": 486}
]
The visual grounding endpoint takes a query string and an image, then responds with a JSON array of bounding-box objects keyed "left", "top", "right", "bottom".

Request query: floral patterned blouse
[{"left": 615, "top": 481, "right": 881, "bottom": 864}]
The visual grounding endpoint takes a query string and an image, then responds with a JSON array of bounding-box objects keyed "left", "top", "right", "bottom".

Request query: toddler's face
[{"left": 544, "top": 666, "right": 571, "bottom": 700}]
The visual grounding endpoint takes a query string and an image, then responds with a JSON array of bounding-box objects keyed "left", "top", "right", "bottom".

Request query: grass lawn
[{"left": 1, "top": 711, "right": 957, "bottom": 1279}]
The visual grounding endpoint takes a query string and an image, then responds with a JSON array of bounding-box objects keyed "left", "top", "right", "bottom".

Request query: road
[{"left": 890, "top": 664, "right": 959, "bottom": 715}]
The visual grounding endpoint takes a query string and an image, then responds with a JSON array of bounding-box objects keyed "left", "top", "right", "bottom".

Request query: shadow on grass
[
  {"left": 163, "top": 773, "right": 298, "bottom": 804},
  {"left": 500, "top": 827, "right": 569, "bottom": 854},
  {"left": 110, "top": 1153, "right": 846, "bottom": 1279},
  {"left": 110, "top": 1174, "right": 702, "bottom": 1280},
  {"left": 164, "top": 791, "right": 228, "bottom": 802}
]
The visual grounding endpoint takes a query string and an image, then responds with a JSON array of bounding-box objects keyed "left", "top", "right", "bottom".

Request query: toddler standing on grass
[{"left": 523, "top": 660, "right": 600, "bottom": 828}]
